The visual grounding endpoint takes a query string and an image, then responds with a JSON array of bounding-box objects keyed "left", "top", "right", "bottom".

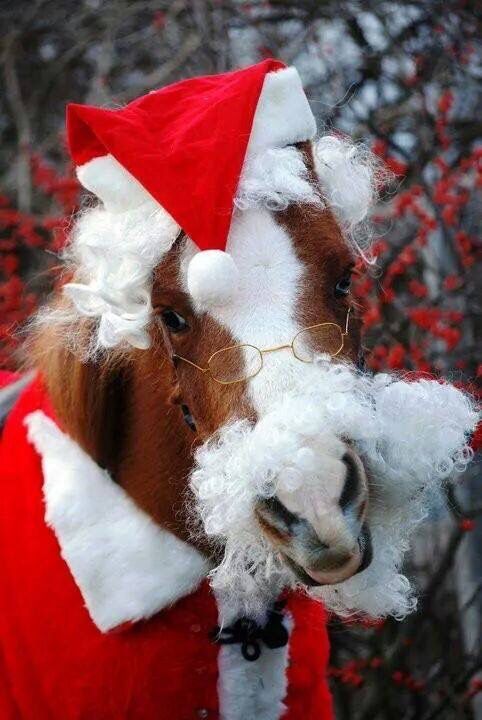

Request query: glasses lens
[
  {"left": 208, "top": 344, "right": 262, "bottom": 384},
  {"left": 292, "top": 324, "right": 344, "bottom": 362}
]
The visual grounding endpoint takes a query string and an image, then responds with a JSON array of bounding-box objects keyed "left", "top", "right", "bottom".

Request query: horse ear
[{"left": 28, "top": 318, "right": 129, "bottom": 476}]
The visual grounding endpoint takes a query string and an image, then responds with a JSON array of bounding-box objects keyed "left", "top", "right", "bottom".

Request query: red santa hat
[{"left": 67, "top": 59, "right": 316, "bottom": 307}]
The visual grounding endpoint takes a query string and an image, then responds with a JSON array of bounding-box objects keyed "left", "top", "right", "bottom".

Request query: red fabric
[
  {"left": 0, "top": 377, "right": 333, "bottom": 719},
  {"left": 285, "top": 594, "right": 334, "bottom": 719},
  {"left": 67, "top": 59, "right": 285, "bottom": 254},
  {"left": 0, "top": 371, "right": 20, "bottom": 389}
]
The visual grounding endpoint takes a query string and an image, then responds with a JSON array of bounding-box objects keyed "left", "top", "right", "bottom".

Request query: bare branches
[
  {"left": 118, "top": 31, "right": 202, "bottom": 103},
  {"left": 2, "top": 31, "right": 32, "bottom": 211}
]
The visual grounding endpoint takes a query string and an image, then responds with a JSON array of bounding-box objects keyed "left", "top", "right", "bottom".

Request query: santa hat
[{"left": 67, "top": 59, "right": 316, "bottom": 309}]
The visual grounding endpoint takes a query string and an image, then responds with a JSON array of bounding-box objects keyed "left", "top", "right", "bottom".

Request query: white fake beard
[{"left": 189, "top": 361, "right": 478, "bottom": 622}]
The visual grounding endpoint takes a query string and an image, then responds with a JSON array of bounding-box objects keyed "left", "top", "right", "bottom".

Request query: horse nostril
[
  {"left": 339, "top": 451, "right": 360, "bottom": 511},
  {"left": 260, "top": 497, "right": 298, "bottom": 528},
  {"left": 256, "top": 497, "right": 331, "bottom": 550},
  {"left": 356, "top": 524, "right": 373, "bottom": 574},
  {"left": 256, "top": 496, "right": 299, "bottom": 539}
]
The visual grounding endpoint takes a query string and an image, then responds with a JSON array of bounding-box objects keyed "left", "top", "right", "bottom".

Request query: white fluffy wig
[{"left": 190, "top": 361, "right": 478, "bottom": 622}]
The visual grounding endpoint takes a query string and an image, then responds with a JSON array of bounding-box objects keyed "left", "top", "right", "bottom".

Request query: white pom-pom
[{"left": 187, "top": 250, "right": 239, "bottom": 308}]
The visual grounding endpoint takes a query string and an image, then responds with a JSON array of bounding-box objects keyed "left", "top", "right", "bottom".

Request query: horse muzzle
[{"left": 255, "top": 446, "right": 372, "bottom": 586}]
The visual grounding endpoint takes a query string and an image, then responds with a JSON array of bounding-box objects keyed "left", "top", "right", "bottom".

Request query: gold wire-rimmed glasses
[{"left": 173, "top": 307, "right": 351, "bottom": 385}]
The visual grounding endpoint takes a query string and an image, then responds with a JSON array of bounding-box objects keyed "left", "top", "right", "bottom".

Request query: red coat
[{"left": 0, "top": 377, "right": 333, "bottom": 720}]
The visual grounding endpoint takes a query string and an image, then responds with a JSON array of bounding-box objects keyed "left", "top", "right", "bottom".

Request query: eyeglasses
[{"left": 173, "top": 307, "right": 351, "bottom": 385}]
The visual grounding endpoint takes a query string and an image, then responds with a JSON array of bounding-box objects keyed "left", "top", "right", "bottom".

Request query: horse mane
[
  {"left": 26, "top": 309, "right": 130, "bottom": 472},
  {"left": 27, "top": 310, "right": 203, "bottom": 545}
]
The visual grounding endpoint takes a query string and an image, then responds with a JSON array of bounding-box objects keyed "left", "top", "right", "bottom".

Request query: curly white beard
[{"left": 189, "top": 361, "right": 478, "bottom": 623}]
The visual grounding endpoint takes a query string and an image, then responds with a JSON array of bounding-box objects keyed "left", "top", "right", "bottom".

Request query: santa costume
[{"left": 0, "top": 60, "right": 334, "bottom": 720}]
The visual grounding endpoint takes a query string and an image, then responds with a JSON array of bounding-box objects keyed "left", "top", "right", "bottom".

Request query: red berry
[{"left": 392, "top": 671, "right": 404, "bottom": 685}]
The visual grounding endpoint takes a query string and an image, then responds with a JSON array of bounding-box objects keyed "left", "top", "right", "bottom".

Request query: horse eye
[
  {"left": 334, "top": 275, "right": 352, "bottom": 298},
  {"left": 160, "top": 309, "right": 188, "bottom": 333}
]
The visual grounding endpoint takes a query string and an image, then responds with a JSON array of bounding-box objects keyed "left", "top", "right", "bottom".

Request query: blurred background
[{"left": 0, "top": 1, "right": 480, "bottom": 718}]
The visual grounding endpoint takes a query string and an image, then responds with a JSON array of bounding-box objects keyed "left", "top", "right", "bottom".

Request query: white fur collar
[{"left": 24, "top": 410, "right": 210, "bottom": 633}]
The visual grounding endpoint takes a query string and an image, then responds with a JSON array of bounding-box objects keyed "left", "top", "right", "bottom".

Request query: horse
[{"left": 0, "top": 62, "right": 476, "bottom": 720}]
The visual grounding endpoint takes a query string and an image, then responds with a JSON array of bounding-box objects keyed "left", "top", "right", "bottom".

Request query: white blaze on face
[{"left": 198, "top": 207, "right": 308, "bottom": 416}]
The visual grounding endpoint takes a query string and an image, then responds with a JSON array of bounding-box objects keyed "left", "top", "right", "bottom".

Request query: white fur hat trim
[{"left": 76, "top": 154, "right": 154, "bottom": 213}]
